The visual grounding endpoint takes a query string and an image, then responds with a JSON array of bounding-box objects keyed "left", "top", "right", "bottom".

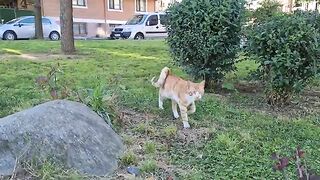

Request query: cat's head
[{"left": 188, "top": 80, "right": 205, "bottom": 101}]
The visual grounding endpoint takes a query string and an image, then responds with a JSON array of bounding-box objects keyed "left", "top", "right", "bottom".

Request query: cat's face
[{"left": 188, "top": 80, "right": 205, "bottom": 101}]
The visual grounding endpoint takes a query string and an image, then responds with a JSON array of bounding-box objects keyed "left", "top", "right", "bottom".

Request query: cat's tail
[{"left": 151, "top": 67, "right": 170, "bottom": 88}]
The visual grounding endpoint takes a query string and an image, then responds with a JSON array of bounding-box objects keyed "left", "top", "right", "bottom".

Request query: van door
[
  {"left": 144, "top": 14, "right": 161, "bottom": 38},
  {"left": 159, "top": 14, "right": 168, "bottom": 38}
]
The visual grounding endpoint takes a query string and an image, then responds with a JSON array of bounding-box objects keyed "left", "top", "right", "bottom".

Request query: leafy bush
[
  {"left": 166, "top": 0, "right": 245, "bottom": 90},
  {"left": 294, "top": 10, "right": 320, "bottom": 30},
  {"left": 246, "top": 14, "right": 320, "bottom": 105}
]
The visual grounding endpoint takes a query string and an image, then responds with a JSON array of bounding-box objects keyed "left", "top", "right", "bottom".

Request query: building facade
[
  {"left": 41, "top": 0, "right": 156, "bottom": 38},
  {"left": 0, "top": 0, "right": 156, "bottom": 38}
]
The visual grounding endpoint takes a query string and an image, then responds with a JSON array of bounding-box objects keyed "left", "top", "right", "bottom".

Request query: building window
[
  {"left": 73, "top": 23, "right": 87, "bottom": 36},
  {"left": 73, "top": 0, "right": 86, "bottom": 6},
  {"left": 136, "top": 0, "right": 146, "bottom": 12},
  {"left": 109, "top": 0, "right": 122, "bottom": 10}
]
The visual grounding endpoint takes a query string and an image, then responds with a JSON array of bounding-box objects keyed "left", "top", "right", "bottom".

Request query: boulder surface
[{"left": 0, "top": 100, "right": 123, "bottom": 176}]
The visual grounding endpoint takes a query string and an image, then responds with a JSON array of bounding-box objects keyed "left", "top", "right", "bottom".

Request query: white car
[
  {"left": 0, "top": 16, "right": 61, "bottom": 40},
  {"left": 110, "top": 12, "right": 168, "bottom": 40}
]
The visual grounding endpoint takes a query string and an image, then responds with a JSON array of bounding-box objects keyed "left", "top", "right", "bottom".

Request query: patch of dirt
[
  {"left": 108, "top": 108, "right": 215, "bottom": 179},
  {"left": 0, "top": 53, "right": 82, "bottom": 61}
]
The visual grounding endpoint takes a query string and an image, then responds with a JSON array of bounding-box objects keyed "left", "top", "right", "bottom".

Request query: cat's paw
[
  {"left": 183, "top": 121, "right": 191, "bottom": 129},
  {"left": 159, "top": 106, "right": 164, "bottom": 110},
  {"left": 173, "top": 112, "right": 180, "bottom": 119}
]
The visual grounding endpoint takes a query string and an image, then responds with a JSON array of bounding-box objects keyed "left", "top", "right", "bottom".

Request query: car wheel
[
  {"left": 134, "top": 33, "right": 144, "bottom": 40},
  {"left": 3, "top": 31, "right": 16, "bottom": 40},
  {"left": 49, "top": 31, "right": 60, "bottom": 41}
]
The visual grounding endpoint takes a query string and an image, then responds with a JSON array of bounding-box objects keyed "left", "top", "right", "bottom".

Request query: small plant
[
  {"left": 271, "top": 146, "right": 320, "bottom": 180},
  {"left": 36, "top": 63, "right": 70, "bottom": 100},
  {"left": 134, "top": 123, "right": 156, "bottom": 136},
  {"left": 21, "top": 158, "right": 83, "bottom": 180},
  {"left": 122, "top": 135, "right": 134, "bottom": 146},
  {"left": 144, "top": 141, "right": 156, "bottom": 154},
  {"left": 162, "top": 125, "right": 177, "bottom": 138},
  {"left": 140, "top": 160, "right": 158, "bottom": 173},
  {"left": 134, "top": 123, "right": 147, "bottom": 134},
  {"left": 121, "top": 151, "right": 138, "bottom": 166},
  {"left": 77, "top": 81, "right": 114, "bottom": 128}
]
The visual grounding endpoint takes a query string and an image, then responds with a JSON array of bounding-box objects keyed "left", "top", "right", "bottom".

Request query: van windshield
[{"left": 126, "top": 15, "right": 147, "bottom": 25}]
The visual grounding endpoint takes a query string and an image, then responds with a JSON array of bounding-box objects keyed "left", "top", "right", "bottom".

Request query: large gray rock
[{"left": 0, "top": 100, "right": 123, "bottom": 176}]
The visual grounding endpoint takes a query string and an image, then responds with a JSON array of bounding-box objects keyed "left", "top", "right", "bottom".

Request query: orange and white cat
[{"left": 151, "top": 67, "right": 205, "bottom": 128}]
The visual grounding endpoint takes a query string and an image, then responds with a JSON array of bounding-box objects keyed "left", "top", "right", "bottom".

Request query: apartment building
[
  {"left": 40, "top": 0, "right": 156, "bottom": 38},
  {"left": 0, "top": 0, "right": 157, "bottom": 38}
]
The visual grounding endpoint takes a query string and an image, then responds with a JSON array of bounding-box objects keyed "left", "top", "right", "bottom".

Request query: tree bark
[
  {"left": 34, "top": 0, "right": 44, "bottom": 39},
  {"left": 60, "top": 0, "right": 75, "bottom": 54}
]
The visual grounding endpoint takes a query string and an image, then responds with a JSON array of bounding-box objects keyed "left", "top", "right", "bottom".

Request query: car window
[
  {"left": 146, "top": 15, "right": 158, "bottom": 26},
  {"left": 42, "top": 18, "right": 51, "bottom": 24},
  {"left": 19, "top": 17, "right": 35, "bottom": 24},
  {"left": 5, "top": 18, "right": 20, "bottom": 24},
  {"left": 160, "top": 14, "right": 168, "bottom": 25}
]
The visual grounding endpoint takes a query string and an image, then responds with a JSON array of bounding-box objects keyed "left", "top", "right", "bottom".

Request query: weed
[
  {"left": 134, "top": 123, "right": 156, "bottom": 136},
  {"left": 21, "top": 158, "right": 83, "bottom": 180},
  {"left": 134, "top": 123, "right": 147, "bottom": 134},
  {"left": 120, "top": 151, "right": 138, "bottom": 166},
  {"left": 144, "top": 141, "right": 156, "bottom": 154},
  {"left": 140, "top": 160, "right": 157, "bottom": 173},
  {"left": 122, "top": 135, "right": 134, "bottom": 146},
  {"left": 162, "top": 124, "right": 177, "bottom": 138}
]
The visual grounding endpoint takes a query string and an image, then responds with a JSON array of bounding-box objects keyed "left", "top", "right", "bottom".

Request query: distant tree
[
  {"left": 251, "top": 0, "right": 283, "bottom": 23},
  {"left": 60, "top": 0, "right": 75, "bottom": 54}
]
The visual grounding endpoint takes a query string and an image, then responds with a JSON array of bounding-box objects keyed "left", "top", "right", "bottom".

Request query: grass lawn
[{"left": 0, "top": 40, "right": 320, "bottom": 179}]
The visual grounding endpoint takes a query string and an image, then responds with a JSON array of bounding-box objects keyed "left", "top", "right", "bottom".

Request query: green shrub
[
  {"left": 166, "top": 0, "right": 245, "bottom": 90},
  {"left": 294, "top": 10, "right": 320, "bottom": 30},
  {"left": 246, "top": 14, "right": 320, "bottom": 105}
]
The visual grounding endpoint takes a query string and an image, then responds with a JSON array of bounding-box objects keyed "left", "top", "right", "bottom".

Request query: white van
[{"left": 110, "top": 12, "right": 168, "bottom": 40}]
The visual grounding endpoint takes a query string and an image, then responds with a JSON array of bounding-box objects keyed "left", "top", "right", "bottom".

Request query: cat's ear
[{"left": 199, "top": 80, "right": 205, "bottom": 89}]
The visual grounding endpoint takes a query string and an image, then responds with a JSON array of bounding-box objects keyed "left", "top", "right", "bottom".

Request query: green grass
[{"left": 0, "top": 40, "right": 319, "bottom": 179}]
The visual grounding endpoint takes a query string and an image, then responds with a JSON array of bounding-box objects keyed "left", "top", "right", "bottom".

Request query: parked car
[
  {"left": 0, "top": 16, "right": 60, "bottom": 40},
  {"left": 110, "top": 12, "right": 168, "bottom": 40}
]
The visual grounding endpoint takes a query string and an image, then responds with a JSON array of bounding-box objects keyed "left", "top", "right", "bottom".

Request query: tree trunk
[
  {"left": 34, "top": 0, "right": 43, "bottom": 39},
  {"left": 60, "top": 0, "right": 75, "bottom": 54}
]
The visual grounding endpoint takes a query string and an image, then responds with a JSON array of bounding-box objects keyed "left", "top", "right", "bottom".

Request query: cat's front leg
[
  {"left": 179, "top": 103, "right": 190, "bottom": 129},
  {"left": 188, "top": 102, "right": 196, "bottom": 114},
  {"left": 171, "top": 100, "right": 179, "bottom": 119}
]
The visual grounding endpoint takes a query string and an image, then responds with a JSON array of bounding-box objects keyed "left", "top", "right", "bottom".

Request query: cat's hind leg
[{"left": 158, "top": 93, "right": 164, "bottom": 110}]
